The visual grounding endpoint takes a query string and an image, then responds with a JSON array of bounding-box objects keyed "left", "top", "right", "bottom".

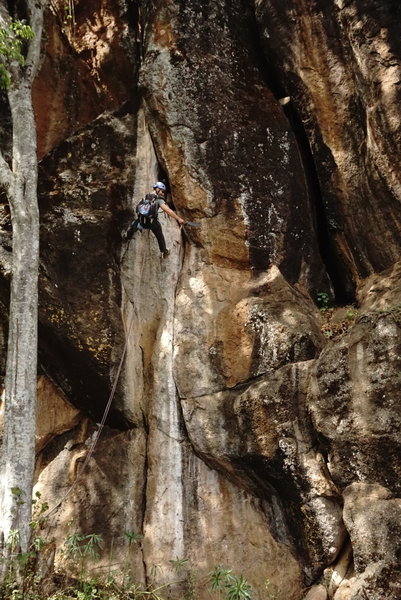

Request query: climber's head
[{"left": 153, "top": 181, "right": 166, "bottom": 193}]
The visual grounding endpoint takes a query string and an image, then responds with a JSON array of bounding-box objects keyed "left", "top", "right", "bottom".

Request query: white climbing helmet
[{"left": 153, "top": 181, "right": 166, "bottom": 191}]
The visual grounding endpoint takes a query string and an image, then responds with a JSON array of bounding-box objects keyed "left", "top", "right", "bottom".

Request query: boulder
[{"left": 303, "top": 585, "right": 327, "bottom": 600}]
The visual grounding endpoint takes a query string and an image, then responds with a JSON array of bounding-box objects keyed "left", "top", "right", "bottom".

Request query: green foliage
[
  {"left": 1, "top": 526, "right": 45, "bottom": 600},
  {"left": 264, "top": 578, "right": 278, "bottom": 600},
  {"left": 63, "top": 1, "right": 76, "bottom": 28},
  {"left": 169, "top": 556, "right": 189, "bottom": 572},
  {"left": 64, "top": 532, "right": 103, "bottom": 564},
  {"left": 6, "top": 528, "right": 20, "bottom": 553},
  {"left": 320, "top": 304, "right": 360, "bottom": 340},
  {"left": 1, "top": 513, "right": 262, "bottom": 600},
  {"left": 316, "top": 291, "right": 331, "bottom": 311},
  {"left": 11, "top": 486, "right": 23, "bottom": 499},
  {"left": 0, "top": 553, "right": 260, "bottom": 600},
  {"left": 209, "top": 565, "right": 253, "bottom": 600},
  {"left": 0, "top": 19, "right": 35, "bottom": 89},
  {"left": 11, "top": 486, "right": 25, "bottom": 510},
  {"left": 61, "top": 532, "right": 103, "bottom": 597},
  {"left": 226, "top": 575, "right": 252, "bottom": 600},
  {"left": 210, "top": 564, "right": 234, "bottom": 592},
  {"left": 124, "top": 531, "right": 143, "bottom": 545},
  {"left": 30, "top": 491, "right": 49, "bottom": 531}
]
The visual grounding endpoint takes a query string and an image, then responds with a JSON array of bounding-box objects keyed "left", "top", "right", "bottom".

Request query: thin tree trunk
[
  {"left": 0, "top": 0, "right": 44, "bottom": 556},
  {"left": 1, "top": 85, "right": 40, "bottom": 554}
]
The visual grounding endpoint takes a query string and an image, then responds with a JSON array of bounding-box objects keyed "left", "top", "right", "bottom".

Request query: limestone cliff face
[
  {"left": 256, "top": 0, "right": 401, "bottom": 300},
  {"left": 1, "top": 1, "right": 401, "bottom": 600}
]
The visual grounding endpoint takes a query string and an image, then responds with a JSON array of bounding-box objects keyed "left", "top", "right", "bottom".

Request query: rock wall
[
  {"left": 1, "top": 1, "right": 401, "bottom": 599},
  {"left": 255, "top": 0, "right": 401, "bottom": 299}
]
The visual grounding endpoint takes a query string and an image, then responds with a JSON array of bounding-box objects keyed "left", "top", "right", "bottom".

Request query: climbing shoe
[{"left": 162, "top": 249, "right": 170, "bottom": 258}]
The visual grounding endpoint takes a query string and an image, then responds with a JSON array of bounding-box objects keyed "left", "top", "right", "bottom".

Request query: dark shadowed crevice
[
  {"left": 246, "top": 6, "right": 356, "bottom": 305},
  {"left": 231, "top": 453, "right": 323, "bottom": 584},
  {"left": 140, "top": 408, "right": 150, "bottom": 584},
  {"left": 281, "top": 103, "right": 356, "bottom": 305},
  {"left": 7, "top": 0, "right": 28, "bottom": 20},
  {"left": 155, "top": 165, "right": 170, "bottom": 194},
  {"left": 35, "top": 423, "right": 84, "bottom": 475},
  {"left": 152, "top": 154, "right": 182, "bottom": 215},
  {"left": 0, "top": 94, "right": 11, "bottom": 169}
]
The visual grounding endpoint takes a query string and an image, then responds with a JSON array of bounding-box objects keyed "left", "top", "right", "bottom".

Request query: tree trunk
[
  {"left": 0, "top": 1, "right": 44, "bottom": 556},
  {"left": 1, "top": 85, "right": 40, "bottom": 554}
]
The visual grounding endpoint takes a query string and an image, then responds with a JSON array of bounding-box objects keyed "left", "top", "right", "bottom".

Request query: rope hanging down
[
  {"left": 45, "top": 312, "right": 135, "bottom": 518},
  {"left": 43, "top": 214, "right": 189, "bottom": 516}
]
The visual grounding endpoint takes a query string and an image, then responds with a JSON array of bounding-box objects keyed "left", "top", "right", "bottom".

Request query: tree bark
[{"left": 0, "top": 0, "right": 44, "bottom": 555}]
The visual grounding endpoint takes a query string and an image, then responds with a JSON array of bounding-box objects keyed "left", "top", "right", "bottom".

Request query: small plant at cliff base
[
  {"left": 62, "top": 532, "right": 103, "bottom": 594},
  {"left": 169, "top": 557, "right": 199, "bottom": 600},
  {"left": 64, "top": 531, "right": 103, "bottom": 563},
  {"left": 209, "top": 565, "right": 253, "bottom": 600},
  {"left": 0, "top": 529, "right": 20, "bottom": 598},
  {"left": 320, "top": 304, "right": 360, "bottom": 340},
  {"left": 210, "top": 564, "right": 234, "bottom": 596},
  {"left": 264, "top": 578, "right": 278, "bottom": 600},
  {"left": 121, "top": 531, "right": 143, "bottom": 589},
  {"left": 169, "top": 557, "right": 189, "bottom": 571},
  {"left": 124, "top": 531, "right": 143, "bottom": 545},
  {"left": 0, "top": 490, "right": 33, "bottom": 598},
  {"left": 0, "top": 19, "right": 34, "bottom": 88},
  {"left": 0, "top": 499, "right": 49, "bottom": 600},
  {"left": 316, "top": 292, "right": 331, "bottom": 311}
]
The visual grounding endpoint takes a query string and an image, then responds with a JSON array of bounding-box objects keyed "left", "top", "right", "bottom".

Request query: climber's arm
[{"left": 160, "top": 202, "right": 186, "bottom": 226}]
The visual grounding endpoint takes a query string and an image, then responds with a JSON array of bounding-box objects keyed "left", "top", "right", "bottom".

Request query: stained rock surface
[
  {"left": 255, "top": 0, "right": 401, "bottom": 299},
  {"left": 1, "top": 1, "right": 401, "bottom": 599}
]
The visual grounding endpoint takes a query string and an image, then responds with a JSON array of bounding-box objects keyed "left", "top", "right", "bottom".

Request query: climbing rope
[
  {"left": 44, "top": 238, "right": 143, "bottom": 518},
  {"left": 44, "top": 211, "right": 191, "bottom": 518},
  {"left": 44, "top": 310, "right": 135, "bottom": 518}
]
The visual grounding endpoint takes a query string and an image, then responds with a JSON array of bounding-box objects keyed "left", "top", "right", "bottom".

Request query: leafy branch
[{"left": 0, "top": 19, "right": 35, "bottom": 89}]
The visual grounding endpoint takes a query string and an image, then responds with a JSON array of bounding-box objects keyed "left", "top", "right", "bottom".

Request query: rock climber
[{"left": 122, "top": 182, "right": 186, "bottom": 258}]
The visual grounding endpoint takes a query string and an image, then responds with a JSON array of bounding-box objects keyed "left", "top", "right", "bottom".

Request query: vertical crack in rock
[
  {"left": 120, "top": 107, "right": 187, "bottom": 583},
  {"left": 255, "top": 0, "right": 401, "bottom": 288},
  {"left": 281, "top": 102, "right": 357, "bottom": 305},
  {"left": 140, "top": 407, "right": 150, "bottom": 584},
  {"left": 248, "top": 3, "right": 355, "bottom": 303}
]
